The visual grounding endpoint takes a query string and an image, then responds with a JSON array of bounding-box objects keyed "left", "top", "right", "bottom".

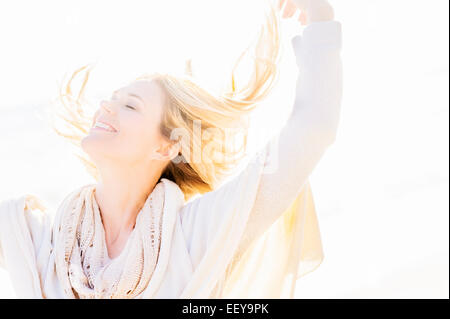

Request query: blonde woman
[{"left": 0, "top": 0, "right": 342, "bottom": 299}]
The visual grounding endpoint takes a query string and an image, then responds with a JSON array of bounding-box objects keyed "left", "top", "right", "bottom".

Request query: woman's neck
[{"left": 94, "top": 161, "right": 163, "bottom": 258}]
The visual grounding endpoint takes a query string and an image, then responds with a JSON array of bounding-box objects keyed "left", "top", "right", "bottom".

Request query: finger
[
  {"left": 282, "top": 0, "right": 298, "bottom": 18},
  {"left": 290, "top": 0, "right": 308, "bottom": 11},
  {"left": 298, "top": 10, "right": 307, "bottom": 25},
  {"left": 277, "top": 0, "right": 287, "bottom": 11}
]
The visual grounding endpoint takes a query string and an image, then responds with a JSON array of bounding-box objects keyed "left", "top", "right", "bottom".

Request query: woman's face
[{"left": 81, "top": 79, "right": 169, "bottom": 167}]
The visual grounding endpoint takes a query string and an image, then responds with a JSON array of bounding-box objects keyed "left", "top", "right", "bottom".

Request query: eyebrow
[{"left": 112, "top": 90, "right": 145, "bottom": 104}]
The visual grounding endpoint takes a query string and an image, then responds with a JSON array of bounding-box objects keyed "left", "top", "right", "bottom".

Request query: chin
[
  {"left": 81, "top": 135, "right": 136, "bottom": 166},
  {"left": 81, "top": 134, "right": 110, "bottom": 162}
]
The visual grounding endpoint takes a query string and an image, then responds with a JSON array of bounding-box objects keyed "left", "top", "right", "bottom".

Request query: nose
[{"left": 100, "top": 99, "right": 116, "bottom": 115}]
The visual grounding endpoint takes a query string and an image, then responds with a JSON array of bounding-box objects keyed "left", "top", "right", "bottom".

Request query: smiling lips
[{"left": 92, "top": 120, "right": 118, "bottom": 133}]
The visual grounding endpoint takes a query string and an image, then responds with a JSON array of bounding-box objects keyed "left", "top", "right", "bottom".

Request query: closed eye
[{"left": 125, "top": 105, "right": 136, "bottom": 110}]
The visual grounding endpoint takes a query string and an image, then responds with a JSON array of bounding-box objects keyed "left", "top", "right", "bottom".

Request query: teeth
[{"left": 94, "top": 122, "right": 116, "bottom": 132}]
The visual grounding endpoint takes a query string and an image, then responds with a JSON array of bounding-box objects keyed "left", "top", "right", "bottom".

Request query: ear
[{"left": 152, "top": 139, "right": 181, "bottom": 162}]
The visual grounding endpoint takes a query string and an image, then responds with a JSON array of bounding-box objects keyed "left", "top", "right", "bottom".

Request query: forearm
[
  {"left": 256, "top": 20, "right": 343, "bottom": 211},
  {"left": 236, "top": 19, "right": 343, "bottom": 255},
  {"left": 289, "top": 20, "right": 342, "bottom": 144}
]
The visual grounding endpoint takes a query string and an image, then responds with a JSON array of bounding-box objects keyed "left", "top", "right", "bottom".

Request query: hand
[{"left": 276, "top": 0, "right": 334, "bottom": 25}]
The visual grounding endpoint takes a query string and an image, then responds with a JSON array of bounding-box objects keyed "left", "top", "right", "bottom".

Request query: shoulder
[
  {"left": 0, "top": 194, "right": 51, "bottom": 249},
  {"left": 0, "top": 194, "right": 48, "bottom": 223}
]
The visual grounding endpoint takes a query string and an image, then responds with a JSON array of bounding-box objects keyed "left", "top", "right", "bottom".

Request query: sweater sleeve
[
  {"left": 236, "top": 20, "right": 343, "bottom": 255},
  {"left": 0, "top": 195, "right": 51, "bottom": 294},
  {"left": 180, "top": 20, "right": 342, "bottom": 265}
]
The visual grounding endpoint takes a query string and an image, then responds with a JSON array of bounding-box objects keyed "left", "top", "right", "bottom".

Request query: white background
[{"left": 0, "top": 0, "right": 448, "bottom": 298}]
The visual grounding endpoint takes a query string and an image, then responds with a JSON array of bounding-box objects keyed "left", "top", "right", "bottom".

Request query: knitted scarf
[
  {"left": 0, "top": 173, "right": 323, "bottom": 299},
  {"left": 53, "top": 182, "right": 165, "bottom": 299}
]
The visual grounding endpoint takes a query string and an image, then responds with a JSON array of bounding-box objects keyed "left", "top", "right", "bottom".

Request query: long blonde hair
[{"left": 52, "top": 4, "right": 282, "bottom": 201}]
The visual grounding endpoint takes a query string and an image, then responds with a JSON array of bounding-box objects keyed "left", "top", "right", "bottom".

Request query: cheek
[
  {"left": 119, "top": 120, "right": 160, "bottom": 156},
  {"left": 81, "top": 117, "right": 156, "bottom": 162},
  {"left": 116, "top": 112, "right": 166, "bottom": 162},
  {"left": 82, "top": 113, "right": 161, "bottom": 163}
]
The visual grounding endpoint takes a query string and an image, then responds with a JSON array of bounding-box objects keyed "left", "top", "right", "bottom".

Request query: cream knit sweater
[{"left": 0, "top": 20, "right": 342, "bottom": 298}]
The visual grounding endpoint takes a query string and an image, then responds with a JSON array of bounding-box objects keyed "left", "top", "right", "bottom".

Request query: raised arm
[
  {"left": 236, "top": 0, "right": 342, "bottom": 254},
  {"left": 179, "top": 0, "right": 342, "bottom": 268}
]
